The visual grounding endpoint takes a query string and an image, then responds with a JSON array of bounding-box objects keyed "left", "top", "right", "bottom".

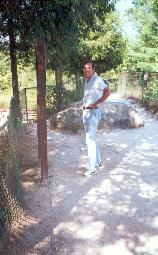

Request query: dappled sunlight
[
  {"left": 50, "top": 134, "right": 158, "bottom": 254},
  {"left": 122, "top": 153, "right": 152, "bottom": 168},
  {"left": 138, "top": 183, "right": 157, "bottom": 199},
  {"left": 45, "top": 104, "right": 158, "bottom": 254},
  {"left": 51, "top": 162, "right": 158, "bottom": 253},
  {"left": 110, "top": 174, "right": 124, "bottom": 182},
  {"left": 72, "top": 221, "right": 104, "bottom": 240},
  {"left": 150, "top": 217, "right": 158, "bottom": 228},
  {"left": 76, "top": 155, "right": 88, "bottom": 170},
  {"left": 1, "top": 0, "right": 158, "bottom": 250},
  {"left": 100, "top": 239, "right": 134, "bottom": 255},
  {"left": 11, "top": 214, "right": 40, "bottom": 239},
  {"left": 143, "top": 236, "right": 158, "bottom": 254},
  {"left": 48, "top": 148, "right": 61, "bottom": 156},
  {"left": 136, "top": 141, "right": 158, "bottom": 150},
  {"left": 118, "top": 143, "right": 129, "bottom": 149},
  {"left": 8, "top": 212, "right": 52, "bottom": 254},
  {"left": 51, "top": 184, "right": 68, "bottom": 207},
  {"left": 31, "top": 235, "right": 51, "bottom": 253},
  {"left": 53, "top": 221, "right": 79, "bottom": 236},
  {"left": 10, "top": 113, "right": 155, "bottom": 254},
  {"left": 54, "top": 221, "right": 105, "bottom": 241}
]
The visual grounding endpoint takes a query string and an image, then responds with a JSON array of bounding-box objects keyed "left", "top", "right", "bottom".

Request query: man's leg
[
  {"left": 86, "top": 123, "right": 98, "bottom": 170},
  {"left": 83, "top": 110, "right": 100, "bottom": 176},
  {"left": 96, "top": 143, "right": 101, "bottom": 166}
]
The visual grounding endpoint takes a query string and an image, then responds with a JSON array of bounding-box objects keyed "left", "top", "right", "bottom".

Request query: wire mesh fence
[
  {"left": 19, "top": 77, "right": 84, "bottom": 122},
  {"left": 0, "top": 97, "right": 24, "bottom": 251},
  {"left": 117, "top": 71, "right": 158, "bottom": 101},
  {"left": 20, "top": 87, "right": 37, "bottom": 123}
]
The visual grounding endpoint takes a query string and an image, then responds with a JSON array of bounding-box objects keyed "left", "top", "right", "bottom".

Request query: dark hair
[{"left": 83, "top": 59, "right": 95, "bottom": 69}]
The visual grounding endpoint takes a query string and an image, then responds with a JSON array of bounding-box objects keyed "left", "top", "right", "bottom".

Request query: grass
[
  {"left": 0, "top": 90, "right": 37, "bottom": 110},
  {"left": 0, "top": 84, "right": 142, "bottom": 111},
  {"left": 20, "top": 89, "right": 37, "bottom": 110},
  {"left": 0, "top": 93, "right": 11, "bottom": 109}
]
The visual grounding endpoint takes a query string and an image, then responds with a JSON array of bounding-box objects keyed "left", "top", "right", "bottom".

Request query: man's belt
[{"left": 83, "top": 106, "right": 98, "bottom": 110}]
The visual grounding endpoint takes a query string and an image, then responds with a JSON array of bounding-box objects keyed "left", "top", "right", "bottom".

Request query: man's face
[{"left": 83, "top": 63, "right": 95, "bottom": 80}]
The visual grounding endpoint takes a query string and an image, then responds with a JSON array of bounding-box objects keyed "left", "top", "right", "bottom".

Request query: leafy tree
[
  {"left": 121, "top": 0, "right": 158, "bottom": 72},
  {"left": 1, "top": 0, "right": 116, "bottom": 112},
  {"left": 45, "top": 0, "right": 117, "bottom": 111},
  {"left": 0, "top": 1, "right": 23, "bottom": 117},
  {"left": 65, "top": 12, "right": 125, "bottom": 75},
  {"left": 0, "top": 53, "right": 11, "bottom": 90}
]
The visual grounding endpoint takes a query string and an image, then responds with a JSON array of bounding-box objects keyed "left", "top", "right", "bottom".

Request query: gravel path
[{"left": 17, "top": 101, "right": 158, "bottom": 255}]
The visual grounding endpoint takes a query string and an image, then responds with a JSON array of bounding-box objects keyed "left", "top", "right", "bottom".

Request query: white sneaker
[
  {"left": 96, "top": 161, "right": 102, "bottom": 168},
  {"left": 84, "top": 168, "right": 97, "bottom": 177},
  {"left": 96, "top": 161, "right": 104, "bottom": 172},
  {"left": 85, "top": 161, "right": 102, "bottom": 170}
]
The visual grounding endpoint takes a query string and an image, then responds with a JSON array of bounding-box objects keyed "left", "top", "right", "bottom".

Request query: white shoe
[
  {"left": 84, "top": 168, "right": 97, "bottom": 177},
  {"left": 96, "top": 161, "right": 104, "bottom": 172},
  {"left": 96, "top": 161, "right": 102, "bottom": 168},
  {"left": 85, "top": 161, "right": 102, "bottom": 170}
]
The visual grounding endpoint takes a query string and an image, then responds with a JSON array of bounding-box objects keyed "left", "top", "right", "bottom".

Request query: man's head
[{"left": 83, "top": 60, "right": 95, "bottom": 80}]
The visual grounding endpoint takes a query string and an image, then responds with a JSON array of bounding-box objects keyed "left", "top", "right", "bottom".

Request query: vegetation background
[
  {"left": 0, "top": 0, "right": 157, "bottom": 114},
  {"left": 0, "top": 1, "right": 158, "bottom": 253}
]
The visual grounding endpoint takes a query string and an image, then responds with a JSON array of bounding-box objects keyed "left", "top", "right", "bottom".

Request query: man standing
[{"left": 82, "top": 60, "right": 111, "bottom": 176}]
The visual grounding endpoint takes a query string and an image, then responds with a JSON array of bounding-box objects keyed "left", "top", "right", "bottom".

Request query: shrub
[
  {"left": 144, "top": 80, "right": 158, "bottom": 104},
  {"left": 46, "top": 81, "right": 84, "bottom": 115}
]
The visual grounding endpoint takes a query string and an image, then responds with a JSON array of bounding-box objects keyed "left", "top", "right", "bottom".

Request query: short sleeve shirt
[{"left": 83, "top": 73, "right": 108, "bottom": 107}]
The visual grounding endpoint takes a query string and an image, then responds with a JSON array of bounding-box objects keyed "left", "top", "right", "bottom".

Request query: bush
[
  {"left": 46, "top": 81, "right": 84, "bottom": 116},
  {"left": 144, "top": 80, "right": 158, "bottom": 104}
]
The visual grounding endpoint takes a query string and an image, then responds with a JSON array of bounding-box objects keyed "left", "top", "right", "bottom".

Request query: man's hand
[
  {"left": 88, "top": 103, "right": 97, "bottom": 109},
  {"left": 87, "top": 88, "right": 111, "bottom": 109}
]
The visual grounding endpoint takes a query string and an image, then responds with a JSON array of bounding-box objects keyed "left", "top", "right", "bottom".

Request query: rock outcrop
[{"left": 50, "top": 99, "right": 144, "bottom": 132}]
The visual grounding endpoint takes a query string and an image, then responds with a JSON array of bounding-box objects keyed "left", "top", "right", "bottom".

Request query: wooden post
[
  {"left": 117, "top": 71, "right": 128, "bottom": 98},
  {"left": 36, "top": 40, "right": 48, "bottom": 181},
  {"left": 24, "top": 88, "right": 29, "bottom": 124}
]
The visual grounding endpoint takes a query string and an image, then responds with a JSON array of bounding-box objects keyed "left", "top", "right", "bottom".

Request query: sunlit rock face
[
  {"left": 99, "top": 99, "right": 144, "bottom": 129},
  {"left": 50, "top": 100, "right": 144, "bottom": 133}
]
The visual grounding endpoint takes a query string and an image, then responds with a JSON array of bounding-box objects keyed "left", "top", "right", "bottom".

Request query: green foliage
[
  {"left": 0, "top": 93, "right": 11, "bottom": 109},
  {"left": 0, "top": 0, "right": 116, "bottom": 65},
  {"left": 46, "top": 77, "right": 84, "bottom": 115},
  {"left": 64, "top": 12, "right": 125, "bottom": 75},
  {"left": 45, "top": 1, "right": 118, "bottom": 75},
  {"left": 121, "top": 0, "right": 158, "bottom": 72},
  {"left": 0, "top": 53, "right": 11, "bottom": 90},
  {"left": 144, "top": 80, "right": 158, "bottom": 103},
  {"left": 0, "top": 0, "right": 117, "bottom": 114},
  {"left": 0, "top": 52, "right": 36, "bottom": 91}
]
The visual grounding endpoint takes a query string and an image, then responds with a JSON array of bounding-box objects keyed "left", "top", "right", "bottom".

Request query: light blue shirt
[{"left": 83, "top": 73, "right": 108, "bottom": 107}]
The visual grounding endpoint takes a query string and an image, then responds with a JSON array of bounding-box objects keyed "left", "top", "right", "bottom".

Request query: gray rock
[
  {"left": 50, "top": 99, "right": 144, "bottom": 132},
  {"left": 99, "top": 99, "right": 144, "bottom": 129},
  {"left": 50, "top": 104, "right": 83, "bottom": 133}
]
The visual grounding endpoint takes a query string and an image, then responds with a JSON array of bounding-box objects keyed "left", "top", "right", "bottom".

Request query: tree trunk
[
  {"left": 36, "top": 40, "right": 48, "bottom": 181},
  {"left": 55, "top": 64, "right": 63, "bottom": 112},
  {"left": 8, "top": 17, "right": 21, "bottom": 119}
]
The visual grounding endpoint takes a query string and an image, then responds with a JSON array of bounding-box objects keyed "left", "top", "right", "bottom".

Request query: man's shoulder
[
  {"left": 93, "top": 74, "right": 103, "bottom": 82},
  {"left": 94, "top": 75, "right": 106, "bottom": 86}
]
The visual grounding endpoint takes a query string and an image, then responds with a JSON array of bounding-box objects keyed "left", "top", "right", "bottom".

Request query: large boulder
[
  {"left": 99, "top": 99, "right": 144, "bottom": 129},
  {"left": 50, "top": 99, "right": 144, "bottom": 132},
  {"left": 147, "top": 102, "right": 158, "bottom": 114},
  {"left": 50, "top": 102, "right": 83, "bottom": 133}
]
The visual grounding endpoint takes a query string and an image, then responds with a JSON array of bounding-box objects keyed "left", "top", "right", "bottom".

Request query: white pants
[{"left": 83, "top": 108, "right": 101, "bottom": 170}]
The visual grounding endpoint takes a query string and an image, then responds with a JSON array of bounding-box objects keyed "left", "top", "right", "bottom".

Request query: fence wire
[
  {"left": 0, "top": 98, "right": 24, "bottom": 251},
  {"left": 19, "top": 87, "right": 37, "bottom": 123}
]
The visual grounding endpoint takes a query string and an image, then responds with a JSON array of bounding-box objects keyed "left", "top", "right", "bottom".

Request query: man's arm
[{"left": 89, "top": 87, "right": 111, "bottom": 109}]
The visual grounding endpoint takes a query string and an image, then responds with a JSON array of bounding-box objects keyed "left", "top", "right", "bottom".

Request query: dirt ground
[{"left": 5, "top": 100, "right": 158, "bottom": 255}]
